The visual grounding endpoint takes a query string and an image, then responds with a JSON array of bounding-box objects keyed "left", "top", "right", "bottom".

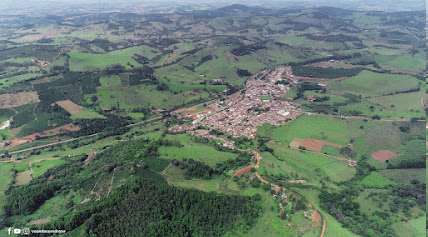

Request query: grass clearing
[
  {"left": 0, "top": 72, "right": 43, "bottom": 90},
  {"left": 95, "top": 83, "right": 210, "bottom": 111},
  {"left": 31, "top": 158, "right": 66, "bottom": 177},
  {"left": 69, "top": 45, "right": 160, "bottom": 71},
  {"left": 378, "top": 169, "right": 425, "bottom": 184},
  {"left": 0, "top": 163, "right": 14, "bottom": 215},
  {"left": 359, "top": 171, "right": 395, "bottom": 188},
  {"left": 392, "top": 216, "right": 426, "bottom": 237},
  {"left": 14, "top": 170, "right": 32, "bottom": 186},
  {"left": 159, "top": 134, "right": 238, "bottom": 166},
  {"left": 374, "top": 53, "right": 425, "bottom": 73},
  {"left": 329, "top": 70, "right": 420, "bottom": 97}
]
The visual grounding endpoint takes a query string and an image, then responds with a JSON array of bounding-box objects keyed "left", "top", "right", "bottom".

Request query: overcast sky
[{"left": 0, "top": 0, "right": 424, "bottom": 13}]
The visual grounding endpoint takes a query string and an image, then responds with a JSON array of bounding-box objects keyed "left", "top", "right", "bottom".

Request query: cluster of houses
[{"left": 192, "top": 66, "right": 301, "bottom": 138}]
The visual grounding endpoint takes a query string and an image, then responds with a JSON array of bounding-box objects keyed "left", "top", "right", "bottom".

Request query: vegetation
[{"left": 0, "top": 3, "right": 425, "bottom": 237}]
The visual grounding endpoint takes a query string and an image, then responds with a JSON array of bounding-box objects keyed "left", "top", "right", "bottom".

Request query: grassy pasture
[
  {"left": 259, "top": 114, "right": 361, "bottom": 146},
  {"left": 378, "top": 169, "right": 425, "bottom": 184},
  {"left": 263, "top": 146, "right": 356, "bottom": 184},
  {"left": 155, "top": 64, "right": 227, "bottom": 93},
  {"left": 69, "top": 45, "right": 160, "bottom": 71},
  {"left": 180, "top": 46, "right": 265, "bottom": 86},
  {"left": 159, "top": 134, "right": 238, "bottom": 166},
  {"left": 163, "top": 165, "right": 241, "bottom": 195},
  {"left": 392, "top": 216, "right": 426, "bottom": 237},
  {"left": 0, "top": 72, "right": 43, "bottom": 90},
  {"left": 225, "top": 188, "right": 298, "bottom": 237},
  {"left": 70, "top": 109, "right": 105, "bottom": 120},
  {"left": 374, "top": 53, "right": 425, "bottom": 73},
  {"left": 293, "top": 187, "right": 361, "bottom": 237},
  {"left": 257, "top": 115, "right": 362, "bottom": 184},
  {"left": 359, "top": 171, "right": 395, "bottom": 188},
  {"left": 0, "top": 163, "right": 14, "bottom": 216},
  {"left": 95, "top": 83, "right": 210, "bottom": 111},
  {"left": 275, "top": 34, "right": 345, "bottom": 50},
  {"left": 329, "top": 70, "right": 420, "bottom": 97},
  {"left": 31, "top": 158, "right": 66, "bottom": 177}
]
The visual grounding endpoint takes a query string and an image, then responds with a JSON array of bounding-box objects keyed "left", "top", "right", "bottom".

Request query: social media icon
[
  {"left": 22, "top": 228, "right": 31, "bottom": 235},
  {"left": 7, "top": 227, "right": 12, "bottom": 235},
  {"left": 13, "top": 228, "right": 21, "bottom": 234}
]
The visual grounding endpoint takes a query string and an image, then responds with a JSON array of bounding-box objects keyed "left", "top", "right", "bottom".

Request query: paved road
[{"left": 3, "top": 116, "right": 164, "bottom": 157}]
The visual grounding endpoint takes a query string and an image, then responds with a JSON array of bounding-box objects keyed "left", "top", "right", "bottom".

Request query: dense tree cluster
[
  {"left": 68, "top": 179, "right": 260, "bottom": 237},
  {"left": 320, "top": 189, "right": 394, "bottom": 237},
  {"left": 128, "top": 65, "right": 156, "bottom": 85},
  {"left": 172, "top": 159, "right": 216, "bottom": 179},
  {"left": 231, "top": 43, "right": 266, "bottom": 56},
  {"left": 3, "top": 136, "right": 260, "bottom": 236},
  {"left": 390, "top": 181, "right": 425, "bottom": 214},
  {"left": 72, "top": 115, "right": 130, "bottom": 137},
  {"left": 236, "top": 68, "right": 252, "bottom": 77},
  {"left": 215, "top": 154, "right": 252, "bottom": 174}
]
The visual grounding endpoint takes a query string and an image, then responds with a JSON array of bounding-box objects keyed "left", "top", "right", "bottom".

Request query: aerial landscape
[{"left": 0, "top": 0, "right": 426, "bottom": 236}]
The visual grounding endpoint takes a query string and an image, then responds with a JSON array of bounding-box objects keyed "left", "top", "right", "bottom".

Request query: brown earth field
[
  {"left": 311, "top": 210, "right": 322, "bottom": 227},
  {"left": 290, "top": 138, "right": 341, "bottom": 153},
  {"left": 56, "top": 99, "right": 83, "bottom": 115},
  {"left": 15, "top": 170, "right": 32, "bottom": 186},
  {"left": 29, "top": 218, "right": 50, "bottom": 225},
  {"left": 371, "top": 150, "right": 397, "bottom": 161},
  {"left": 5, "top": 123, "right": 80, "bottom": 148},
  {"left": 233, "top": 165, "right": 253, "bottom": 177},
  {"left": 0, "top": 91, "right": 39, "bottom": 109}
]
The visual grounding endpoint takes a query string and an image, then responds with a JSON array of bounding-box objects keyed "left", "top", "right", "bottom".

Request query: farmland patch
[
  {"left": 290, "top": 138, "right": 341, "bottom": 153},
  {"left": 0, "top": 91, "right": 39, "bottom": 109},
  {"left": 371, "top": 150, "right": 397, "bottom": 161}
]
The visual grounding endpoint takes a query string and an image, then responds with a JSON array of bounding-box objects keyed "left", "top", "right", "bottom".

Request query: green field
[
  {"left": 95, "top": 83, "right": 210, "bottom": 111},
  {"left": 329, "top": 70, "right": 421, "bottom": 97},
  {"left": 69, "top": 45, "right": 160, "bottom": 71},
  {"left": 257, "top": 115, "right": 362, "bottom": 185},
  {"left": 70, "top": 109, "right": 105, "bottom": 120},
  {"left": 275, "top": 34, "right": 345, "bottom": 50},
  {"left": 392, "top": 216, "right": 426, "bottom": 237},
  {"left": 359, "top": 171, "right": 395, "bottom": 188},
  {"left": 378, "top": 169, "right": 425, "bottom": 184},
  {"left": 0, "top": 72, "right": 42, "bottom": 89},
  {"left": 374, "top": 53, "right": 425, "bottom": 73},
  {"left": 159, "top": 134, "right": 238, "bottom": 166},
  {"left": 0, "top": 5, "right": 425, "bottom": 237},
  {"left": 0, "top": 163, "right": 14, "bottom": 216},
  {"left": 339, "top": 91, "right": 424, "bottom": 118},
  {"left": 259, "top": 114, "right": 361, "bottom": 145}
]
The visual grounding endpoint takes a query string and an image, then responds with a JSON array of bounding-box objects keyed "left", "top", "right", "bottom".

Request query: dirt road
[{"left": 252, "top": 151, "right": 327, "bottom": 237}]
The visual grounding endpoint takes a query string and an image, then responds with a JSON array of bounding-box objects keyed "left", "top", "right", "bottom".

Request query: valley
[{"left": 0, "top": 2, "right": 425, "bottom": 237}]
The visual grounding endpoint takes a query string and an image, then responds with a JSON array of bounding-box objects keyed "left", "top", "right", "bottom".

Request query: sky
[{"left": 0, "top": 0, "right": 424, "bottom": 14}]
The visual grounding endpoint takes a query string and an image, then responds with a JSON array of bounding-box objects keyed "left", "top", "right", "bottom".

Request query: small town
[{"left": 172, "top": 66, "right": 302, "bottom": 139}]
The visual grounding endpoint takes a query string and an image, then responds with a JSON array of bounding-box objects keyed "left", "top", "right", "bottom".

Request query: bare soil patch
[
  {"left": 7, "top": 133, "right": 40, "bottom": 147},
  {"left": 42, "top": 123, "right": 80, "bottom": 136},
  {"left": 311, "top": 210, "right": 322, "bottom": 227},
  {"left": 15, "top": 170, "right": 32, "bottom": 186},
  {"left": 290, "top": 138, "right": 341, "bottom": 153},
  {"left": 5, "top": 123, "right": 80, "bottom": 148},
  {"left": 234, "top": 165, "right": 253, "bottom": 177},
  {"left": 56, "top": 100, "right": 83, "bottom": 115},
  {"left": 0, "top": 91, "right": 39, "bottom": 109},
  {"left": 84, "top": 150, "right": 97, "bottom": 166},
  {"left": 29, "top": 218, "right": 50, "bottom": 225},
  {"left": 371, "top": 150, "right": 397, "bottom": 161}
]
